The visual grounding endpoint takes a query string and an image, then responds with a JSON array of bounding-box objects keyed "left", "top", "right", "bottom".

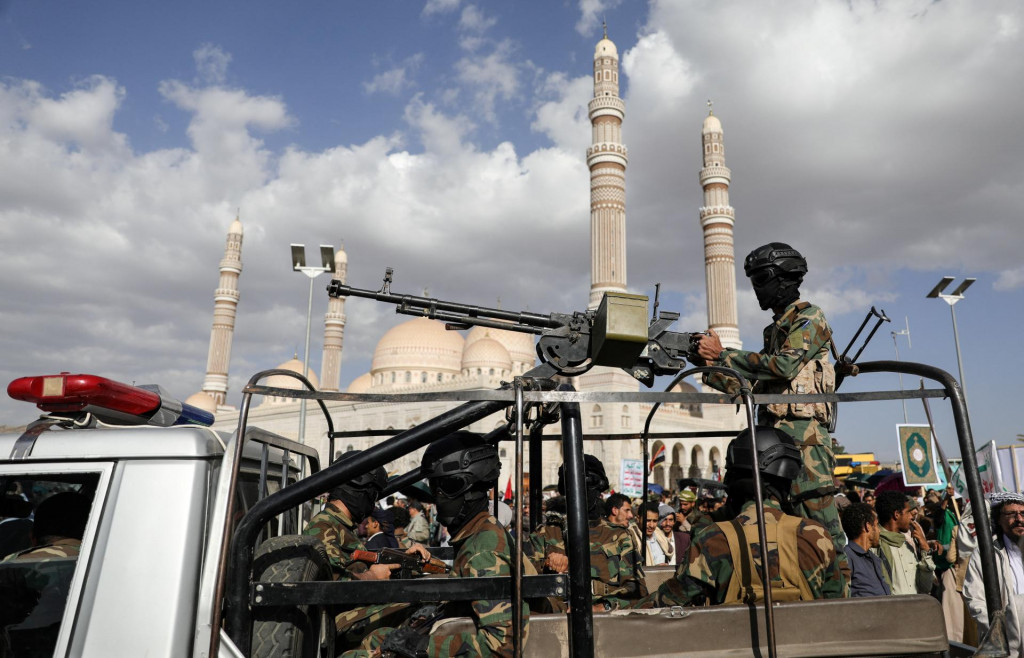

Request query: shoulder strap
[
  {"left": 720, "top": 519, "right": 758, "bottom": 604},
  {"left": 776, "top": 515, "right": 814, "bottom": 600}
]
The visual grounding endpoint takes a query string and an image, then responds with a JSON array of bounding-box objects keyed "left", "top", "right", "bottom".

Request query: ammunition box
[{"left": 591, "top": 292, "right": 649, "bottom": 368}]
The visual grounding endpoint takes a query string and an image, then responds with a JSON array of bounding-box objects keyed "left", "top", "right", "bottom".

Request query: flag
[
  {"left": 649, "top": 444, "right": 666, "bottom": 474},
  {"left": 897, "top": 425, "right": 940, "bottom": 486},
  {"left": 503, "top": 476, "right": 513, "bottom": 502}
]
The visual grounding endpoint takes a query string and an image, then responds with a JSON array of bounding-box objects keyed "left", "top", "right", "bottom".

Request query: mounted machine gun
[{"left": 327, "top": 268, "right": 702, "bottom": 386}]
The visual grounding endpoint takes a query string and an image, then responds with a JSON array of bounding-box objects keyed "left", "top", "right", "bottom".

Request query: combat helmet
[
  {"left": 726, "top": 427, "right": 802, "bottom": 483},
  {"left": 421, "top": 432, "right": 500, "bottom": 532},
  {"left": 556, "top": 454, "right": 610, "bottom": 496},
  {"left": 743, "top": 242, "right": 808, "bottom": 281}
]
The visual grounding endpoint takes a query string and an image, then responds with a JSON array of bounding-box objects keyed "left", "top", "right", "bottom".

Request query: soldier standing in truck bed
[{"left": 696, "top": 242, "right": 847, "bottom": 584}]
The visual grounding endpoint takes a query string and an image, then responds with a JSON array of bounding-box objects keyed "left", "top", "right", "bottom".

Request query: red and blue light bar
[{"left": 8, "top": 373, "right": 214, "bottom": 427}]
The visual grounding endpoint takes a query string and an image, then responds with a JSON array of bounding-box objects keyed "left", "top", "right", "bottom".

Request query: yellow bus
[{"left": 834, "top": 452, "right": 880, "bottom": 478}]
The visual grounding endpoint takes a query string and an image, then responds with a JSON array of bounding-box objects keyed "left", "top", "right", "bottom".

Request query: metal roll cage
[{"left": 210, "top": 359, "right": 1001, "bottom": 658}]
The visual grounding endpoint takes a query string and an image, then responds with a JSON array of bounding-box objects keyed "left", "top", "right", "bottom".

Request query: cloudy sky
[{"left": 2, "top": 0, "right": 1022, "bottom": 462}]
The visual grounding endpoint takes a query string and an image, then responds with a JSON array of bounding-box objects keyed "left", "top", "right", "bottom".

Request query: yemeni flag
[
  {"left": 649, "top": 444, "right": 667, "bottom": 474},
  {"left": 503, "top": 476, "right": 514, "bottom": 502}
]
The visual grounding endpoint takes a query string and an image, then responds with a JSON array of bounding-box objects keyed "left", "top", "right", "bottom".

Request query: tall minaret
[
  {"left": 320, "top": 242, "right": 348, "bottom": 392},
  {"left": 200, "top": 213, "right": 244, "bottom": 407},
  {"left": 699, "top": 103, "right": 741, "bottom": 349},
  {"left": 587, "top": 24, "right": 628, "bottom": 309}
]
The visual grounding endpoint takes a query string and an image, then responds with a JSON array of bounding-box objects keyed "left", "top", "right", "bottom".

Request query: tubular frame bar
[{"left": 558, "top": 385, "right": 594, "bottom": 658}]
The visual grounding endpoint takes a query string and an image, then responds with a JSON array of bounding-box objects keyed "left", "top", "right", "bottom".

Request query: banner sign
[
  {"left": 620, "top": 458, "right": 644, "bottom": 498},
  {"left": 897, "top": 425, "right": 940, "bottom": 486}
]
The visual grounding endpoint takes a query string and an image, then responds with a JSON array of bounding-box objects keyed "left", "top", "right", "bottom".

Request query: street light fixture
[
  {"left": 290, "top": 243, "right": 335, "bottom": 447},
  {"left": 926, "top": 276, "right": 975, "bottom": 405}
]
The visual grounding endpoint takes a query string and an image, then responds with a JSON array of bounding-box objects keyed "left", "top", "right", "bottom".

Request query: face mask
[
  {"left": 434, "top": 493, "right": 466, "bottom": 528},
  {"left": 753, "top": 277, "right": 783, "bottom": 310},
  {"left": 341, "top": 486, "right": 378, "bottom": 522}
]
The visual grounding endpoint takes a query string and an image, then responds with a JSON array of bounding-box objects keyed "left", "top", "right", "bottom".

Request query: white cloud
[
  {"left": 459, "top": 5, "right": 496, "bottom": 33},
  {"left": 453, "top": 39, "right": 520, "bottom": 123},
  {"left": 364, "top": 54, "right": 425, "bottom": 96},
  {"left": 530, "top": 72, "right": 591, "bottom": 154},
  {"left": 576, "top": 0, "right": 622, "bottom": 37},
  {"left": 194, "top": 44, "right": 232, "bottom": 85},
  {"left": 995, "top": 268, "right": 1024, "bottom": 291},
  {"left": 622, "top": 31, "right": 698, "bottom": 117},
  {"left": 423, "top": 0, "right": 459, "bottom": 16}
]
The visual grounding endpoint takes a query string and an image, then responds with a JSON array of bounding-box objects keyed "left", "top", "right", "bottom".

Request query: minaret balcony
[
  {"left": 588, "top": 96, "right": 625, "bottom": 120},
  {"left": 586, "top": 149, "right": 628, "bottom": 168},
  {"left": 699, "top": 166, "right": 731, "bottom": 186}
]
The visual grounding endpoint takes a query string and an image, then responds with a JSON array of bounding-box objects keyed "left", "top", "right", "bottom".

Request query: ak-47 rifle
[
  {"left": 351, "top": 548, "right": 451, "bottom": 579},
  {"left": 327, "top": 268, "right": 702, "bottom": 386}
]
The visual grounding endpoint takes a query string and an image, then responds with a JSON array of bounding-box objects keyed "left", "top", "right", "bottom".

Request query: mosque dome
[
  {"left": 335, "top": 247, "right": 347, "bottom": 266},
  {"left": 266, "top": 357, "right": 320, "bottom": 390},
  {"left": 185, "top": 391, "right": 218, "bottom": 416},
  {"left": 465, "top": 325, "right": 535, "bottom": 371},
  {"left": 346, "top": 372, "right": 372, "bottom": 394},
  {"left": 229, "top": 217, "right": 243, "bottom": 235},
  {"left": 702, "top": 114, "right": 722, "bottom": 135},
  {"left": 461, "top": 335, "right": 513, "bottom": 373},
  {"left": 595, "top": 37, "right": 618, "bottom": 59},
  {"left": 371, "top": 317, "right": 465, "bottom": 375}
]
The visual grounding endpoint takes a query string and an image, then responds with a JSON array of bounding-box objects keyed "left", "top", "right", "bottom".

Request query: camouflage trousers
[
  {"left": 335, "top": 602, "right": 411, "bottom": 652},
  {"left": 774, "top": 418, "right": 849, "bottom": 594}
]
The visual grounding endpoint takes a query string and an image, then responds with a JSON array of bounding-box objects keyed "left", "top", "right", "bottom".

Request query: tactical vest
[
  {"left": 761, "top": 302, "right": 836, "bottom": 425},
  {"left": 718, "top": 515, "right": 814, "bottom": 604}
]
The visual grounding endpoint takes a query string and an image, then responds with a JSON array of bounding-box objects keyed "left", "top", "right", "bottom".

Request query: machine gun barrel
[{"left": 327, "top": 281, "right": 564, "bottom": 334}]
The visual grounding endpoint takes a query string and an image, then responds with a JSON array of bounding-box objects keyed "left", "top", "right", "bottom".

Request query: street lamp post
[
  {"left": 926, "top": 276, "right": 975, "bottom": 406},
  {"left": 290, "top": 244, "right": 335, "bottom": 447},
  {"left": 891, "top": 316, "right": 911, "bottom": 423}
]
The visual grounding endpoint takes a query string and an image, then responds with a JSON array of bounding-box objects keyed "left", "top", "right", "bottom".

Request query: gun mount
[{"left": 327, "top": 268, "right": 701, "bottom": 387}]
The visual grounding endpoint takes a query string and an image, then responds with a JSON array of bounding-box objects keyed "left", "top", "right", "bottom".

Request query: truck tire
[{"left": 251, "top": 535, "right": 333, "bottom": 658}]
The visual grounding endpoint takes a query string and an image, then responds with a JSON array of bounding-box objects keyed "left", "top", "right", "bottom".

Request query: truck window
[{"left": 0, "top": 473, "right": 100, "bottom": 657}]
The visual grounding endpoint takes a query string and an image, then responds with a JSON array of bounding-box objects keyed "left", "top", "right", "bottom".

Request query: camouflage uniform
[
  {"left": 524, "top": 519, "right": 646, "bottom": 610},
  {"left": 1, "top": 538, "right": 81, "bottom": 562},
  {"left": 302, "top": 502, "right": 409, "bottom": 639},
  {"left": 344, "top": 511, "right": 527, "bottom": 658},
  {"left": 638, "top": 500, "right": 843, "bottom": 607},
  {"left": 704, "top": 300, "right": 847, "bottom": 580}
]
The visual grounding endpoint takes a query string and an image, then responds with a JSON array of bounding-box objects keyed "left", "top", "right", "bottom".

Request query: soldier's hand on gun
[
  {"left": 407, "top": 543, "right": 431, "bottom": 561},
  {"left": 545, "top": 552, "right": 569, "bottom": 574},
  {"left": 361, "top": 563, "right": 399, "bottom": 580},
  {"left": 696, "top": 328, "right": 724, "bottom": 363}
]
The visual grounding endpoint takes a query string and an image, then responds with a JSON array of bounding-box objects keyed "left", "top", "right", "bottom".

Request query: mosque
[{"left": 191, "top": 29, "right": 746, "bottom": 492}]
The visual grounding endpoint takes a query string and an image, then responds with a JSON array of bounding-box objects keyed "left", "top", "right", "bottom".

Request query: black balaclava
[{"left": 752, "top": 269, "right": 801, "bottom": 312}]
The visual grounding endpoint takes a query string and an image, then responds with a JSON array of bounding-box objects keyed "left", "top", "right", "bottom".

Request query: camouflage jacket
[
  {"left": 704, "top": 300, "right": 833, "bottom": 416},
  {"left": 302, "top": 501, "right": 365, "bottom": 578},
  {"left": 1, "top": 538, "right": 81, "bottom": 562},
  {"left": 425, "top": 511, "right": 527, "bottom": 658},
  {"left": 524, "top": 519, "right": 646, "bottom": 609},
  {"left": 641, "top": 500, "right": 843, "bottom": 607}
]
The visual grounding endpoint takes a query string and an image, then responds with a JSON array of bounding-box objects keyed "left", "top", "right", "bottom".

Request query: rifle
[
  {"left": 351, "top": 548, "right": 451, "bottom": 579},
  {"left": 327, "top": 269, "right": 702, "bottom": 386}
]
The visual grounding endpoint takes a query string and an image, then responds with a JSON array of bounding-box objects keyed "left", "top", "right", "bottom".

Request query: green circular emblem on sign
[{"left": 907, "top": 432, "right": 930, "bottom": 478}]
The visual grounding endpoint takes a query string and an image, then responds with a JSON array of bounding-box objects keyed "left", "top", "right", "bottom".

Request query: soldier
[
  {"left": 1, "top": 491, "right": 89, "bottom": 562},
  {"left": 696, "top": 242, "right": 846, "bottom": 579},
  {"left": 303, "top": 451, "right": 428, "bottom": 646},
  {"left": 638, "top": 427, "right": 843, "bottom": 607},
  {"left": 345, "top": 431, "right": 526, "bottom": 658},
  {"left": 523, "top": 454, "right": 647, "bottom": 611}
]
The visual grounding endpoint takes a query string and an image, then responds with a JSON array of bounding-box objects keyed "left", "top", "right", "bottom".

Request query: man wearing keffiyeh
[{"left": 964, "top": 491, "right": 1024, "bottom": 656}]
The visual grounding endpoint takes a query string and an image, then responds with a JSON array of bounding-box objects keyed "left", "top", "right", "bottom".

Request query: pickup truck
[{"left": 0, "top": 357, "right": 1005, "bottom": 657}]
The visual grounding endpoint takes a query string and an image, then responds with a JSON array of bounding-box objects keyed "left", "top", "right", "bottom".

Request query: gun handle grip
[{"left": 351, "top": 549, "right": 379, "bottom": 563}]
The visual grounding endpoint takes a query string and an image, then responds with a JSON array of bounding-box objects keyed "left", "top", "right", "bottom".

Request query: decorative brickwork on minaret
[
  {"left": 587, "top": 26, "right": 628, "bottom": 310},
  {"left": 201, "top": 214, "right": 244, "bottom": 406},
  {"left": 699, "top": 106, "right": 741, "bottom": 349},
  {"left": 320, "top": 243, "right": 348, "bottom": 392}
]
